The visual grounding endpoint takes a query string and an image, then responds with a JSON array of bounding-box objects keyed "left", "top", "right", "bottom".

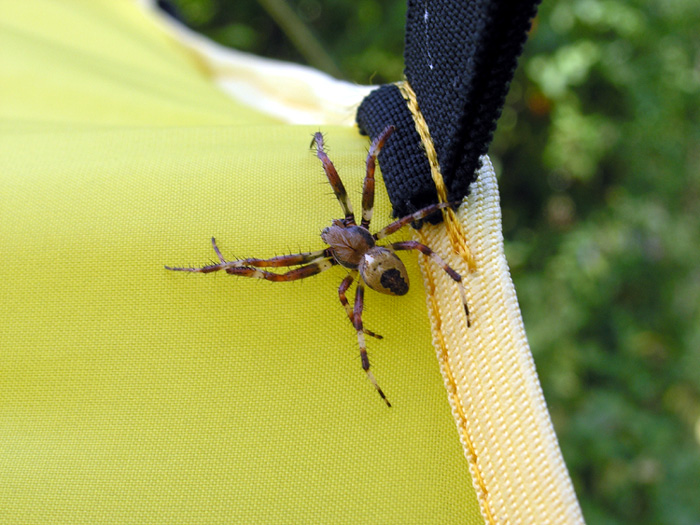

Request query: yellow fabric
[
  {"left": 1, "top": 1, "right": 483, "bottom": 522},
  {"left": 152, "top": 10, "right": 375, "bottom": 126}
]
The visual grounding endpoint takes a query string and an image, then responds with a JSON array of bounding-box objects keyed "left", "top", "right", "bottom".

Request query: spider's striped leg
[
  {"left": 373, "top": 201, "right": 458, "bottom": 240},
  {"left": 224, "top": 258, "right": 336, "bottom": 281},
  {"left": 312, "top": 132, "right": 355, "bottom": 225},
  {"left": 167, "top": 257, "right": 336, "bottom": 282},
  {"left": 166, "top": 238, "right": 331, "bottom": 273},
  {"left": 211, "top": 238, "right": 331, "bottom": 268},
  {"left": 390, "top": 240, "right": 471, "bottom": 327},
  {"left": 360, "top": 125, "right": 394, "bottom": 229},
  {"left": 353, "top": 282, "right": 391, "bottom": 407},
  {"left": 167, "top": 238, "right": 336, "bottom": 281},
  {"left": 338, "top": 273, "right": 382, "bottom": 339}
]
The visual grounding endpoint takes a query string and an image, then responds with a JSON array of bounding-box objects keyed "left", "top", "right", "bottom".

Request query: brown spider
[{"left": 166, "top": 126, "right": 469, "bottom": 407}]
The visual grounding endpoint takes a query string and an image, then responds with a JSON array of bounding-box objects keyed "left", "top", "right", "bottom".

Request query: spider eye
[{"left": 360, "top": 248, "right": 409, "bottom": 296}]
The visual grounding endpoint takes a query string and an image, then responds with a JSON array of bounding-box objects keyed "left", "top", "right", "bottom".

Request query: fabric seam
[{"left": 397, "top": 79, "right": 494, "bottom": 525}]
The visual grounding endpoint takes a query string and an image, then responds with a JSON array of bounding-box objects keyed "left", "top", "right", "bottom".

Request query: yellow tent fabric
[
  {"left": 1, "top": 1, "right": 484, "bottom": 522},
  {"left": 153, "top": 11, "right": 585, "bottom": 524}
]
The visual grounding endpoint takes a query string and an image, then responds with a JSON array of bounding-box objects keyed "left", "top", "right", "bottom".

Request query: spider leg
[
  {"left": 210, "top": 238, "right": 331, "bottom": 267},
  {"left": 361, "top": 125, "right": 394, "bottom": 229},
  {"left": 166, "top": 238, "right": 331, "bottom": 273},
  {"left": 167, "top": 257, "right": 335, "bottom": 281},
  {"left": 353, "top": 282, "right": 391, "bottom": 407},
  {"left": 390, "top": 240, "right": 471, "bottom": 327},
  {"left": 167, "top": 244, "right": 336, "bottom": 281},
  {"left": 222, "top": 258, "right": 336, "bottom": 281},
  {"left": 211, "top": 236, "right": 227, "bottom": 263},
  {"left": 373, "top": 201, "right": 458, "bottom": 240},
  {"left": 312, "top": 132, "right": 355, "bottom": 225},
  {"left": 338, "top": 273, "right": 382, "bottom": 339}
]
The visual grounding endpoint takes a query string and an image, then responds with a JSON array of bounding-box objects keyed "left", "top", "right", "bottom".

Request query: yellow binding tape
[{"left": 397, "top": 80, "right": 584, "bottom": 524}]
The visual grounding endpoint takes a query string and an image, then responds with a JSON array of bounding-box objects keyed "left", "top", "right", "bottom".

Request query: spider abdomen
[{"left": 359, "top": 247, "right": 409, "bottom": 296}]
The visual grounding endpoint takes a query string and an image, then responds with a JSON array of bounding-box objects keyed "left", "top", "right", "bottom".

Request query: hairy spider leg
[
  {"left": 338, "top": 273, "right": 382, "bottom": 339},
  {"left": 165, "top": 238, "right": 331, "bottom": 274},
  {"left": 390, "top": 240, "right": 471, "bottom": 327},
  {"left": 166, "top": 238, "right": 336, "bottom": 280},
  {"left": 211, "top": 236, "right": 227, "bottom": 262},
  {"left": 361, "top": 125, "right": 394, "bottom": 229},
  {"left": 312, "top": 132, "right": 355, "bottom": 225},
  {"left": 210, "top": 237, "right": 332, "bottom": 267},
  {"left": 373, "top": 201, "right": 458, "bottom": 240},
  {"left": 352, "top": 282, "right": 391, "bottom": 407},
  {"left": 166, "top": 257, "right": 336, "bottom": 281}
]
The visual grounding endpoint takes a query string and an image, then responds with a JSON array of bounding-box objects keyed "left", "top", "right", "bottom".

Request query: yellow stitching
[
  {"left": 396, "top": 80, "right": 476, "bottom": 272},
  {"left": 398, "top": 80, "right": 494, "bottom": 523},
  {"left": 418, "top": 228, "right": 495, "bottom": 525}
]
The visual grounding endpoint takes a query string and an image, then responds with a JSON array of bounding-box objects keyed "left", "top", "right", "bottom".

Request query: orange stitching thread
[
  {"left": 399, "top": 80, "right": 493, "bottom": 523},
  {"left": 417, "top": 228, "right": 495, "bottom": 525},
  {"left": 397, "top": 81, "right": 476, "bottom": 272}
]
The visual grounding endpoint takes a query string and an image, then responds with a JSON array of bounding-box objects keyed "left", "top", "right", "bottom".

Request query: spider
[{"left": 166, "top": 126, "right": 469, "bottom": 407}]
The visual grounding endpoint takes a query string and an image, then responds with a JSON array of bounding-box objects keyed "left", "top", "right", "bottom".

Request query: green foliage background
[{"left": 170, "top": 1, "right": 700, "bottom": 522}]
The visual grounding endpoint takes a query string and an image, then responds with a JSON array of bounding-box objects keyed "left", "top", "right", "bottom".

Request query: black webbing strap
[{"left": 356, "top": 0, "right": 540, "bottom": 220}]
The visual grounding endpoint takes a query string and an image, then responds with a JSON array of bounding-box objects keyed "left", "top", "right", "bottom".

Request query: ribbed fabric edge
[{"left": 415, "top": 156, "right": 584, "bottom": 525}]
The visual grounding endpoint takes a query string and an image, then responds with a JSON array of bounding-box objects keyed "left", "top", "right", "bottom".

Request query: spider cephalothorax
[
  {"left": 321, "top": 221, "right": 409, "bottom": 295},
  {"left": 166, "top": 126, "right": 469, "bottom": 407}
]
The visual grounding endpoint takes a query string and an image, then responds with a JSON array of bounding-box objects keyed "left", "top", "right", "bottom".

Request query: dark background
[{"left": 169, "top": 1, "right": 700, "bottom": 522}]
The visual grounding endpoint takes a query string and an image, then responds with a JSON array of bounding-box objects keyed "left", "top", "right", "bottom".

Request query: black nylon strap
[{"left": 357, "top": 0, "right": 540, "bottom": 220}]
